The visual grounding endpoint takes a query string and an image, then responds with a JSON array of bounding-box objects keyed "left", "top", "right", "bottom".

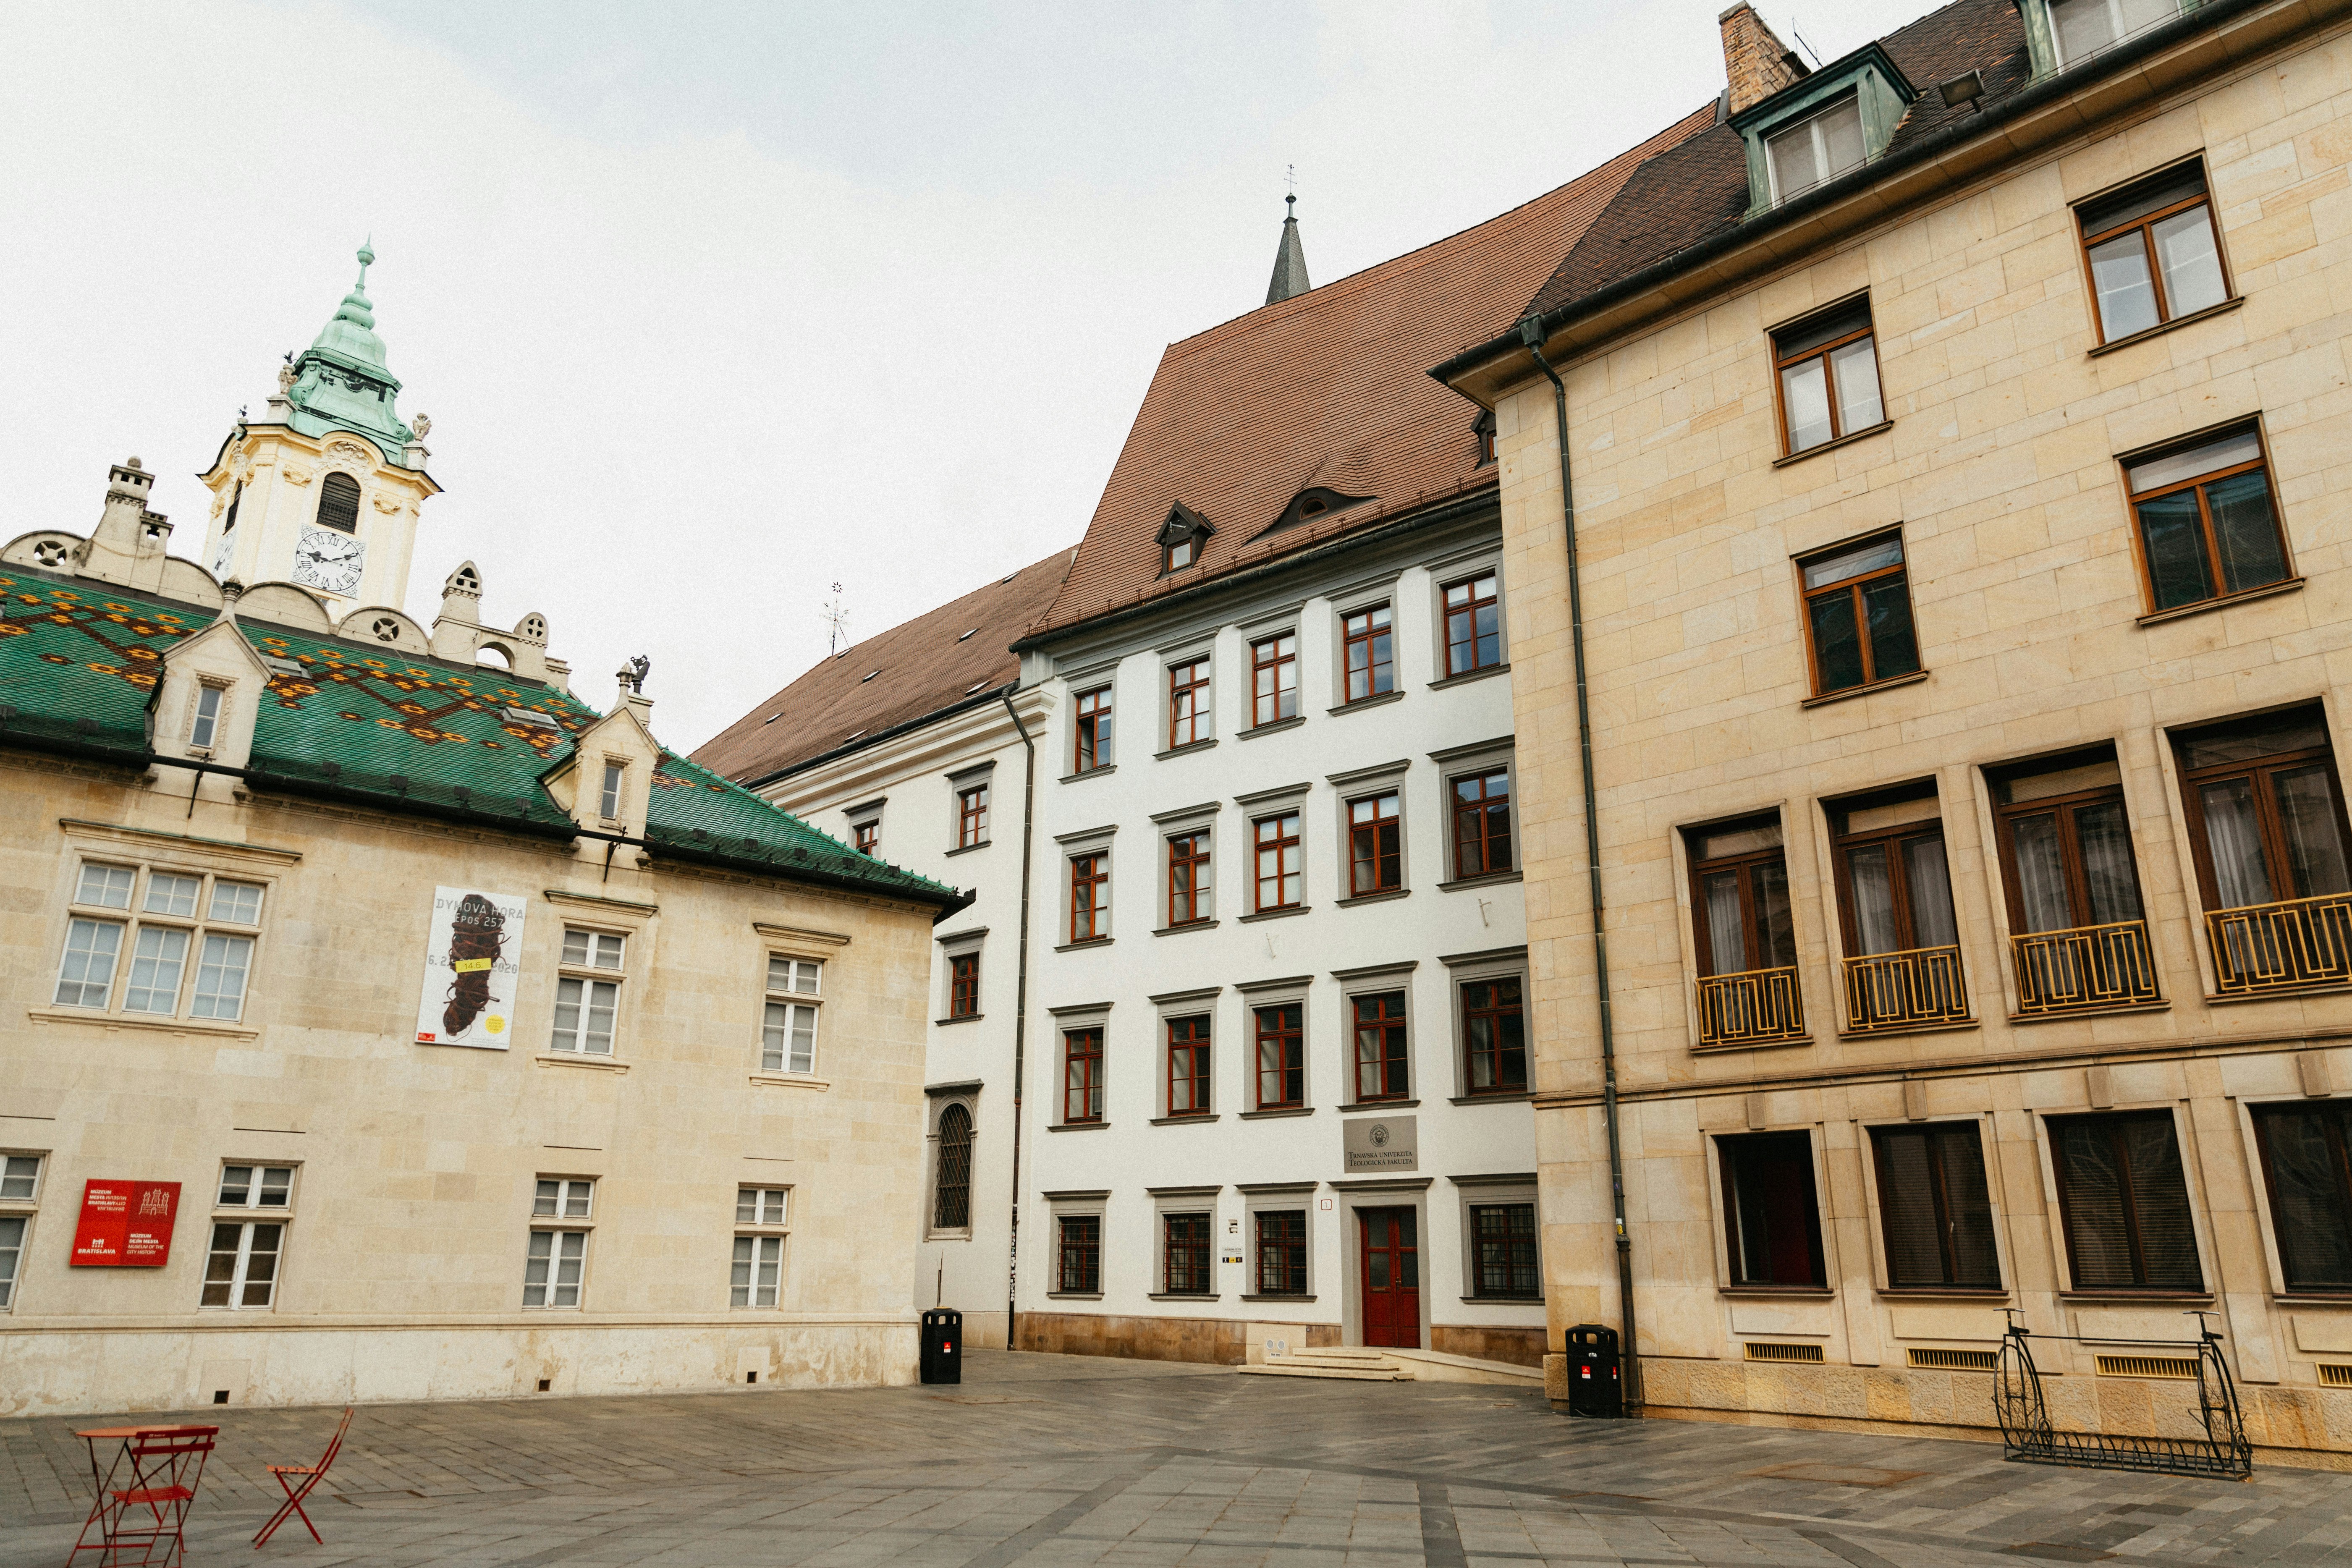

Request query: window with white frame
[
  {"left": 0, "top": 1154, "right": 43, "bottom": 1311},
  {"left": 201, "top": 1163, "right": 296, "bottom": 1309},
  {"left": 550, "top": 929, "right": 624, "bottom": 1054},
  {"left": 55, "top": 859, "right": 265, "bottom": 1021},
  {"left": 763, "top": 956, "right": 823, "bottom": 1073},
  {"left": 525, "top": 1178, "right": 594, "bottom": 1308},
  {"left": 733, "top": 1186, "right": 790, "bottom": 1308},
  {"left": 599, "top": 760, "right": 626, "bottom": 821},
  {"left": 188, "top": 682, "right": 226, "bottom": 752}
]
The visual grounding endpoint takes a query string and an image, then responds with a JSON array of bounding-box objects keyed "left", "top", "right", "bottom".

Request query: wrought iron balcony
[
  {"left": 1843, "top": 944, "right": 1972, "bottom": 1032},
  {"left": 2207, "top": 891, "right": 2352, "bottom": 996},
  {"left": 1695, "top": 966, "right": 1806, "bottom": 1047},
  {"left": 2012, "top": 919, "right": 2162, "bottom": 1016}
]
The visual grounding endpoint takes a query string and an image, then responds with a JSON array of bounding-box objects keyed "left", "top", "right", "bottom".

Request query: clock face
[{"left": 293, "top": 524, "right": 366, "bottom": 597}]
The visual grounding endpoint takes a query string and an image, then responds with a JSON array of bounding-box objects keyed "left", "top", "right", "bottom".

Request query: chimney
[
  {"left": 1721, "top": 3, "right": 1807, "bottom": 116},
  {"left": 83, "top": 457, "right": 173, "bottom": 592}
]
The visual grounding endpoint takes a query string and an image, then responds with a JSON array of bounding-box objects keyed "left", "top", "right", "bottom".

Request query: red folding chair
[
  {"left": 68, "top": 1423, "right": 217, "bottom": 1567},
  {"left": 252, "top": 1406, "right": 354, "bottom": 1548}
]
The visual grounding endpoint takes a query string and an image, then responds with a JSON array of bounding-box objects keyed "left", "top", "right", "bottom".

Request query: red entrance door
[{"left": 1359, "top": 1207, "right": 1420, "bottom": 1349}]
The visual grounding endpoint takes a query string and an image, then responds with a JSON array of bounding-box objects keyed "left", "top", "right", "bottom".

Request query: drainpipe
[
  {"left": 1000, "top": 689, "right": 1038, "bottom": 1351},
  {"left": 1518, "top": 316, "right": 1642, "bottom": 1414}
]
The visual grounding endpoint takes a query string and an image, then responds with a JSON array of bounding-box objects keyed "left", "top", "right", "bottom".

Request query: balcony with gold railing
[
  {"left": 2207, "top": 892, "right": 2352, "bottom": 997},
  {"left": 2012, "top": 919, "right": 2162, "bottom": 1016},
  {"left": 1695, "top": 966, "right": 1807, "bottom": 1047},
  {"left": 1842, "top": 944, "right": 1971, "bottom": 1033}
]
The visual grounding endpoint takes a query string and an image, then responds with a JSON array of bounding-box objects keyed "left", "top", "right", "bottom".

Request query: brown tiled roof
[
  {"left": 1522, "top": 0, "right": 2029, "bottom": 325},
  {"left": 693, "top": 547, "right": 1074, "bottom": 785},
  {"left": 1021, "top": 103, "right": 1720, "bottom": 641}
]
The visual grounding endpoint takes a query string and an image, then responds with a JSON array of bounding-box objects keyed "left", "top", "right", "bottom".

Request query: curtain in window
[
  {"left": 1752, "top": 862, "right": 1796, "bottom": 969},
  {"left": 2199, "top": 778, "right": 2273, "bottom": 908},
  {"left": 1704, "top": 872, "right": 1746, "bottom": 974},
  {"left": 1906, "top": 836, "right": 1958, "bottom": 948},
  {"left": 2276, "top": 766, "right": 2352, "bottom": 898},
  {"left": 2008, "top": 813, "right": 2072, "bottom": 932},
  {"left": 2206, "top": 472, "right": 2287, "bottom": 596},
  {"left": 2253, "top": 1106, "right": 2352, "bottom": 1290},
  {"left": 1845, "top": 846, "right": 1899, "bottom": 955},
  {"left": 2077, "top": 801, "right": 2145, "bottom": 924}
]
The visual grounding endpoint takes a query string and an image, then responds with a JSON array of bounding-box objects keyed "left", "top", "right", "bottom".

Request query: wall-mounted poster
[
  {"left": 415, "top": 886, "right": 527, "bottom": 1048},
  {"left": 71, "top": 1180, "right": 181, "bottom": 1266}
]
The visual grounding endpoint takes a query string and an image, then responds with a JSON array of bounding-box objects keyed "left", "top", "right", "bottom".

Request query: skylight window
[
  {"left": 1766, "top": 93, "right": 1865, "bottom": 202},
  {"left": 763, "top": 714, "right": 780, "bottom": 725},
  {"left": 861, "top": 669, "right": 879, "bottom": 683},
  {"left": 957, "top": 628, "right": 975, "bottom": 641},
  {"left": 261, "top": 655, "right": 307, "bottom": 678},
  {"left": 2049, "top": 0, "right": 2184, "bottom": 68},
  {"left": 500, "top": 706, "right": 558, "bottom": 730},
  {"left": 966, "top": 680, "right": 990, "bottom": 695}
]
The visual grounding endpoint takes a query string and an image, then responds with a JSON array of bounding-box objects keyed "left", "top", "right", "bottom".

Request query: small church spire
[{"left": 1265, "top": 178, "right": 1310, "bottom": 306}]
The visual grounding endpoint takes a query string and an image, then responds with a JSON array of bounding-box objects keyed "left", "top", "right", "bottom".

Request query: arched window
[
  {"left": 316, "top": 472, "right": 361, "bottom": 534},
  {"left": 932, "top": 1104, "right": 973, "bottom": 1230}
]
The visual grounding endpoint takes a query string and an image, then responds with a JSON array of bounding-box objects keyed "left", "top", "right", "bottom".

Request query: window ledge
[
  {"left": 1326, "top": 691, "right": 1404, "bottom": 717},
  {"left": 2205, "top": 982, "right": 2352, "bottom": 1006},
  {"left": 1771, "top": 419, "right": 1893, "bottom": 468},
  {"left": 1046, "top": 1292, "right": 1104, "bottom": 1301},
  {"left": 1149, "top": 1292, "right": 1222, "bottom": 1302},
  {"left": 943, "top": 840, "right": 991, "bottom": 858},
  {"left": 1241, "top": 715, "right": 1309, "bottom": 741},
  {"left": 2087, "top": 295, "right": 2243, "bottom": 358},
  {"left": 1338, "top": 1099, "right": 1419, "bottom": 1113},
  {"left": 1239, "top": 1294, "right": 1317, "bottom": 1304},
  {"left": 1155, "top": 738, "right": 1220, "bottom": 760},
  {"left": 1237, "top": 905, "right": 1311, "bottom": 925},
  {"left": 1835, "top": 1018, "right": 1978, "bottom": 1042},
  {"left": 1719, "top": 1286, "right": 1836, "bottom": 1298},
  {"left": 1240, "top": 1106, "right": 1315, "bottom": 1120},
  {"left": 2057, "top": 1292, "right": 2215, "bottom": 1305},
  {"left": 2136, "top": 576, "right": 2305, "bottom": 628},
  {"left": 1336, "top": 888, "right": 1410, "bottom": 909},
  {"left": 1800, "top": 668, "right": 1929, "bottom": 709},
  {"left": 747, "top": 1071, "right": 827, "bottom": 1089},
  {"left": 1054, "top": 937, "right": 1114, "bottom": 953},
  {"left": 1449, "top": 1091, "right": 1534, "bottom": 1106},
  {"left": 2271, "top": 1295, "right": 2352, "bottom": 1306},
  {"left": 2009, "top": 1000, "right": 2171, "bottom": 1025},
  {"left": 1428, "top": 662, "right": 1509, "bottom": 693},
  {"left": 1153, "top": 920, "right": 1220, "bottom": 937},
  {"left": 1049, "top": 1120, "right": 1111, "bottom": 1132},
  {"left": 537, "top": 1051, "right": 628, "bottom": 1073},
  {"left": 25, "top": 1006, "right": 259, "bottom": 1041},
  {"left": 1150, "top": 1114, "right": 1221, "bottom": 1126},
  {"left": 925, "top": 1229, "right": 973, "bottom": 1243},
  {"left": 1462, "top": 1295, "right": 1544, "bottom": 1305},
  {"left": 1059, "top": 765, "right": 1116, "bottom": 784},
  {"left": 1691, "top": 1036, "right": 1813, "bottom": 1054},
  {"left": 1439, "top": 870, "right": 1522, "bottom": 893},
  {"left": 1876, "top": 1287, "right": 2010, "bottom": 1300},
  {"left": 934, "top": 1013, "right": 984, "bottom": 1026}
]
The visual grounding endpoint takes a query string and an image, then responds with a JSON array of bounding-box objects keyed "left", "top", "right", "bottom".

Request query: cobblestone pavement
[{"left": 5, "top": 1350, "right": 2350, "bottom": 1566}]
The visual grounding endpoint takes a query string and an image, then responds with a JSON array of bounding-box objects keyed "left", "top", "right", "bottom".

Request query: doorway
[{"left": 1358, "top": 1207, "right": 1420, "bottom": 1349}]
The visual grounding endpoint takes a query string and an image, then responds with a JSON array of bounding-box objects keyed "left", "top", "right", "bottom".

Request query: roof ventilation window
[
  {"left": 957, "top": 628, "right": 976, "bottom": 642},
  {"left": 861, "top": 669, "right": 879, "bottom": 683},
  {"left": 1730, "top": 42, "right": 1915, "bottom": 215},
  {"left": 1261, "top": 486, "right": 1373, "bottom": 539},
  {"left": 500, "top": 707, "right": 558, "bottom": 731},
  {"left": 1157, "top": 501, "right": 1215, "bottom": 576}
]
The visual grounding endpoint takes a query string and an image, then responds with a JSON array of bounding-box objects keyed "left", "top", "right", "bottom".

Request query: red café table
[{"left": 66, "top": 1424, "right": 218, "bottom": 1568}]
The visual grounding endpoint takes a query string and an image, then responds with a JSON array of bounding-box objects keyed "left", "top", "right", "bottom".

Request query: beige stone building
[
  {"left": 1437, "top": 0, "right": 2352, "bottom": 1462},
  {"left": 0, "top": 253, "right": 964, "bottom": 1418}
]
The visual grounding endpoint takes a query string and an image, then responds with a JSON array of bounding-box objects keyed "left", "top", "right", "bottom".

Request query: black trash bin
[
  {"left": 920, "top": 1308, "right": 963, "bottom": 1386},
  {"left": 1563, "top": 1324, "right": 1622, "bottom": 1418}
]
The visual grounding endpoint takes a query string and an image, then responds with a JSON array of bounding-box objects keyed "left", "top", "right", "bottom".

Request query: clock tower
[{"left": 196, "top": 244, "right": 440, "bottom": 616}]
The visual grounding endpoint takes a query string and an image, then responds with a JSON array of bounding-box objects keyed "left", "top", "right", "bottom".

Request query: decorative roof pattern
[
  {"left": 0, "top": 568, "right": 957, "bottom": 907},
  {"left": 694, "top": 546, "right": 1075, "bottom": 786},
  {"left": 1020, "top": 104, "right": 1718, "bottom": 642}
]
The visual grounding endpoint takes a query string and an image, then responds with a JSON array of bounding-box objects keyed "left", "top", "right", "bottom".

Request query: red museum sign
[{"left": 70, "top": 1180, "right": 182, "bottom": 1267}]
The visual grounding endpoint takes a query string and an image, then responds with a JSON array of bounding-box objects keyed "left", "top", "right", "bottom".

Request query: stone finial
[
  {"left": 411, "top": 413, "right": 431, "bottom": 440},
  {"left": 1720, "top": 3, "right": 1805, "bottom": 115}
]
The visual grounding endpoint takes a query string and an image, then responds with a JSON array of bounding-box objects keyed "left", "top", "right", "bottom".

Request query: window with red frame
[
  {"left": 1073, "top": 686, "right": 1113, "bottom": 773},
  {"left": 1056, "top": 1213, "right": 1100, "bottom": 1292},
  {"left": 1062, "top": 1027, "right": 1103, "bottom": 1124},
  {"left": 1451, "top": 769, "right": 1512, "bottom": 878},
  {"left": 956, "top": 783, "right": 989, "bottom": 848},
  {"left": 1251, "top": 633, "right": 1298, "bottom": 727},
  {"left": 947, "top": 953, "right": 979, "bottom": 1019},
  {"left": 1254, "top": 1003, "right": 1303, "bottom": 1109},
  {"left": 1253, "top": 812, "right": 1302, "bottom": 911},
  {"left": 1461, "top": 976, "right": 1525, "bottom": 1095},
  {"left": 1166, "top": 1015, "right": 1210, "bottom": 1116},
  {"left": 1342, "top": 605, "right": 1393, "bottom": 703},
  {"left": 1163, "top": 1212, "right": 1211, "bottom": 1295},
  {"left": 1168, "top": 658, "right": 1211, "bottom": 748},
  {"left": 1256, "top": 1210, "right": 1307, "bottom": 1295},
  {"left": 853, "top": 819, "right": 878, "bottom": 856},
  {"left": 1348, "top": 792, "right": 1402, "bottom": 896},
  {"left": 1069, "top": 853, "right": 1108, "bottom": 942},
  {"left": 1351, "top": 991, "right": 1408, "bottom": 1102},
  {"left": 1443, "top": 573, "right": 1502, "bottom": 677},
  {"left": 1166, "top": 831, "right": 1211, "bottom": 927}
]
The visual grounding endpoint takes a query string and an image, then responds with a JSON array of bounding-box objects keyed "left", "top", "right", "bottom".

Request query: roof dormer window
[
  {"left": 1730, "top": 43, "right": 1913, "bottom": 215},
  {"left": 1262, "top": 486, "right": 1373, "bottom": 538},
  {"left": 2045, "top": 0, "right": 2185, "bottom": 71},
  {"left": 1473, "top": 411, "right": 1496, "bottom": 467},
  {"left": 1156, "top": 502, "right": 1213, "bottom": 576},
  {"left": 1766, "top": 93, "right": 1865, "bottom": 203}
]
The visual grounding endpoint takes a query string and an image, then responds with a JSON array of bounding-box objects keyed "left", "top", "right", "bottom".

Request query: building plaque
[
  {"left": 1342, "top": 1115, "right": 1418, "bottom": 1174},
  {"left": 70, "top": 1180, "right": 181, "bottom": 1267}
]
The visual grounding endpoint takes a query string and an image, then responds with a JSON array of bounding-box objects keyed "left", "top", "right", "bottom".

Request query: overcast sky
[{"left": 4, "top": 0, "right": 1891, "bottom": 749}]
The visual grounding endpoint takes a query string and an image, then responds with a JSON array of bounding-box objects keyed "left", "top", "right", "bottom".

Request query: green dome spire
[{"left": 284, "top": 240, "right": 417, "bottom": 466}]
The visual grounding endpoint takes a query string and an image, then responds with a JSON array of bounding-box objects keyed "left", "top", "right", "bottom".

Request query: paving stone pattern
[{"left": 3, "top": 1351, "right": 2349, "bottom": 1566}]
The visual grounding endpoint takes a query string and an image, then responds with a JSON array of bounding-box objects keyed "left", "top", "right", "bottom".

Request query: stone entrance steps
[{"left": 1237, "top": 1345, "right": 1544, "bottom": 1386}]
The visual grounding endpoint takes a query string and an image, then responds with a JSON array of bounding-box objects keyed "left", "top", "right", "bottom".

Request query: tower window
[{"left": 315, "top": 472, "right": 361, "bottom": 534}]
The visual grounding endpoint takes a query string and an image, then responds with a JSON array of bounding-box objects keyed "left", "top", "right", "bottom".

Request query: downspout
[
  {"left": 1519, "top": 316, "right": 1642, "bottom": 1414},
  {"left": 1000, "top": 689, "right": 1038, "bottom": 1351}
]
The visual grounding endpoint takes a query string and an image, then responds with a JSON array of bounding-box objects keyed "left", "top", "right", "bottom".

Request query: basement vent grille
[
  {"left": 2318, "top": 1364, "right": 2352, "bottom": 1389},
  {"left": 1744, "top": 1342, "right": 1824, "bottom": 1364},
  {"left": 2094, "top": 1354, "right": 2200, "bottom": 1380},
  {"left": 1907, "top": 1347, "right": 1999, "bottom": 1372}
]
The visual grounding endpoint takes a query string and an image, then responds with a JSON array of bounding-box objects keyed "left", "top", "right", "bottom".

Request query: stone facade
[{"left": 1479, "top": 2, "right": 2352, "bottom": 1462}]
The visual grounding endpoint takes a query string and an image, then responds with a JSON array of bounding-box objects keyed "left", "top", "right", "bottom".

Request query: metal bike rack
[{"left": 1994, "top": 1311, "right": 2252, "bottom": 1480}]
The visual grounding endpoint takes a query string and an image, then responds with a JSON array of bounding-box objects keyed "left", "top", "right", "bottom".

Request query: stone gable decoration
[{"left": 415, "top": 886, "right": 527, "bottom": 1047}]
